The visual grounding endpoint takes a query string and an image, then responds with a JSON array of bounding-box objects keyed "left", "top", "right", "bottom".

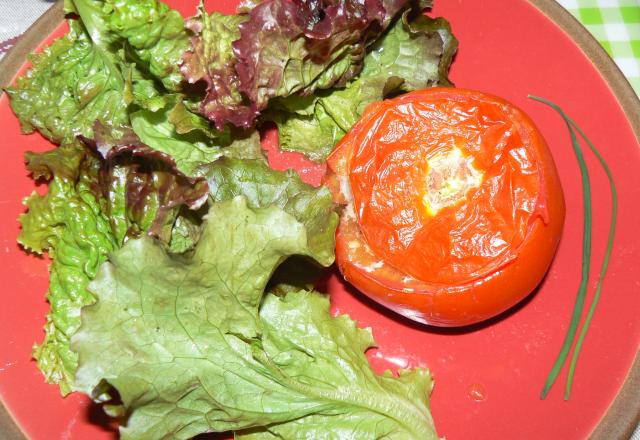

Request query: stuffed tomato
[{"left": 325, "top": 88, "right": 565, "bottom": 326}]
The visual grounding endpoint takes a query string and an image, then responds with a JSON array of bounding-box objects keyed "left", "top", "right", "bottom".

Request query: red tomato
[{"left": 325, "top": 88, "right": 565, "bottom": 326}]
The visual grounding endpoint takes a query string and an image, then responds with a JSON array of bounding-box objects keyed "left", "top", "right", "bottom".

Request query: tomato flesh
[
  {"left": 326, "top": 88, "right": 565, "bottom": 326},
  {"left": 349, "top": 93, "right": 547, "bottom": 284}
]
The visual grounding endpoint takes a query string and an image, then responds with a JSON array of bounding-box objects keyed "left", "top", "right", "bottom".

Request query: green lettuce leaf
[
  {"left": 22, "top": 137, "right": 212, "bottom": 393},
  {"left": 65, "top": 0, "right": 188, "bottom": 90},
  {"left": 72, "top": 198, "right": 436, "bottom": 439},
  {"left": 272, "top": 12, "right": 458, "bottom": 161},
  {"left": 204, "top": 158, "right": 338, "bottom": 266},
  {"left": 71, "top": 197, "right": 326, "bottom": 404},
  {"left": 237, "top": 291, "right": 437, "bottom": 440},
  {"left": 100, "top": 0, "right": 190, "bottom": 90},
  {"left": 6, "top": 21, "right": 129, "bottom": 144},
  {"left": 130, "top": 99, "right": 263, "bottom": 177},
  {"left": 7, "top": 0, "right": 187, "bottom": 144},
  {"left": 167, "top": 207, "right": 204, "bottom": 254},
  {"left": 19, "top": 144, "right": 115, "bottom": 395},
  {"left": 131, "top": 105, "right": 226, "bottom": 177}
]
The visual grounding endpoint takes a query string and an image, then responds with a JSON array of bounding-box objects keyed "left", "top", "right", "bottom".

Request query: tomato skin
[{"left": 327, "top": 88, "right": 565, "bottom": 326}]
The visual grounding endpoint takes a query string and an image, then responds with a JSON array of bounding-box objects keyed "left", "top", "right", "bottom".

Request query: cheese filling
[{"left": 423, "top": 146, "right": 483, "bottom": 216}]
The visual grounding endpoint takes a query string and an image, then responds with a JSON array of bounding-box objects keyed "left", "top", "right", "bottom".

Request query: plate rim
[{"left": 0, "top": 1, "right": 638, "bottom": 439}]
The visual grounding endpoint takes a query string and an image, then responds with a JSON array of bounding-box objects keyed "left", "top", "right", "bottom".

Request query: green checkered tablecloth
[{"left": 558, "top": 0, "right": 640, "bottom": 94}]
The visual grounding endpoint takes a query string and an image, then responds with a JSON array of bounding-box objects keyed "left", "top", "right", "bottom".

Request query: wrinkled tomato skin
[{"left": 327, "top": 88, "right": 565, "bottom": 327}]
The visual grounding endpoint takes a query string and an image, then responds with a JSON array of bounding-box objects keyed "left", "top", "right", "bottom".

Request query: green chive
[
  {"left": 564, "top": 118, "right": 617, "bottom": 400},
  {"left": 528, "top": 95, "right": 592, "bottom": 400},
  {"left": 528, "top": 95, "right": 616, "bottom": 400}
]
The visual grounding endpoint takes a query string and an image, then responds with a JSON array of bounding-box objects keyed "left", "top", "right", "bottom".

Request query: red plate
[{"left": 1, "top": 1, "right": 639, "bottom": 439}]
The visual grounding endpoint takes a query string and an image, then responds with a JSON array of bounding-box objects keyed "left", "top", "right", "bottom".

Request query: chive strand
[
  {"left": 563, "top": 118, "right": 617, "bottom": 400},
  {"left": 528, "top": 95, "right": 593, "bottom": 400}
]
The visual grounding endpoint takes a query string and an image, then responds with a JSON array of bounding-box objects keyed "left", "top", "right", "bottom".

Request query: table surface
[{"left": 0, "top": 0, "right": 638, "bottom": 439}]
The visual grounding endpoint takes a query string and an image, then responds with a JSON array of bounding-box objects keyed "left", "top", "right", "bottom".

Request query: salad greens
[
  {"left": 6, "top": 0, "right": 187, "bottom": 144},
  {"left": 6, "top": 21, "right": 131, "bottom": 144},
  {"left": 183, "top": 0, "right": 434, "bottom": 129},
  {"left": 204, "top": 158, "right": 338, "bottom": 267},
  {"left": 130, "top": 100, "right": 264, "bottom": 177},
  {"left": 73, "top": 215, "right": 435, "bottom": 438},
  {"left": 97, "top": 142, "right": 210, "bottom": 244},
  {"left": 8, "top": 0, "right": 456, "bottom": 437},
  {"left": 181, "top": 8, "right": 253, "bottom": 129},
  {"left": 271, "top": 11, "right": 458, "bottom": 161},
  {"left": 19, "top": 144, "right": 115, "bottom": 395}
]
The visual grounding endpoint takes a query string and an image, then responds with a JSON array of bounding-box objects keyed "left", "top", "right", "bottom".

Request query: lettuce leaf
[
  {"left": 65, "top": 0, "right": 189, "bottom": 90},
  {"left": 72, "top": 197, "right": 437, "bottom": 439},
  {"left": 20, "top": 141, "right": 214, "bottom": 393},
  {"left": 130, "top": 105, "right": 227, "bottom": 177},
  {"left": 204, "top": 158, "right": 338, "bottom": 266},
  {"left": 181, "top": 7, "right": 253, "bottom": 129},
  {"left": 130, "top": 99, "right": 264, "bottom": 177},
  {"left": 273, "top": 12, "right": 458, "bottom": 161},
  {"left": 7, "top": 0, "right": 188, "bottom": 145},
  {"left": 183, "top": 0, "right": 431, "bottom": 129},
  {"left": 96, "top": 141, "right": 209, "bottom": 245},
  {"left": 167, "top": 206, "right": 204, "bottom": 254},
  {"left": 19, "top": 144, "right": 115, "bottom": 395},
  {"left": 99, "top": 0, "right": 190, "bottom": 90},
  {"left": 233, "top": 0, "right": 432, "bottom": 114},
  {"left": 237, "top": 291, "right": 437, "bottom": 440},
  {"left": 6, "top": 21, "right": 130, "bottom": 144}
]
